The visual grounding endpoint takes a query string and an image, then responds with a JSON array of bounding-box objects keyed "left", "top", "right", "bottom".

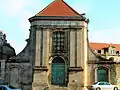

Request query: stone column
[
  {"left": 70, "top": 30, "right": 75, "bottom": 67},
  {"left": 35, "top": 30, "right": 41, "bottom": 66}
]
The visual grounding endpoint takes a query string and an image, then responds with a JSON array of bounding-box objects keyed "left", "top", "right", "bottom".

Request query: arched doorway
[
  {"left": 97, "top": 67, "right": 109, "bottom": 82},
  {"left": 51, "top": 57, "right": 66, "bottom": 86}
]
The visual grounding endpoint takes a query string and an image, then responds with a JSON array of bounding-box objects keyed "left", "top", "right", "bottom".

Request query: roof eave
[{"left": 29, "top": 16, "right": 86, "bottom": 22}]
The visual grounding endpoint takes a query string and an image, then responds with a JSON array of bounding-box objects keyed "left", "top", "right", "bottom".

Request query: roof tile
[
  {"left": 36, "top": 0, "right": 80, "bottom": 16},
  {"left": 90, "top": 42, "right": 120, "bottom": 51}
]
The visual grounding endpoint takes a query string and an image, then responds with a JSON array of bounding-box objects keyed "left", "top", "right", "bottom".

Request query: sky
[{"left": 0, "top": 0, "right": 120, "bottom": 54}]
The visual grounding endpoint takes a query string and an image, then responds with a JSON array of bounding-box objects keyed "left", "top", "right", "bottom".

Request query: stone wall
[
  {"left": 115, "top": 64, "right": 120, "bottom": 85},
  {"left": 32, "top": 71, "right": 48, "bottom": 90}
]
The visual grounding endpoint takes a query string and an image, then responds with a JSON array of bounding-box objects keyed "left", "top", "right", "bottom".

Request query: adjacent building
[{"left": 89, "top": 42, "right": 120, "bottom": 85}]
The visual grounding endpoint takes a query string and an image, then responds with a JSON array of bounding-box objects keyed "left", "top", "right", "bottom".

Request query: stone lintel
[
  {"left": 34, "top": 66, "right": 48, "bottom": 71},
  {"left": 31, "top": 25, "right": 82, "bottom": 30},
  {"left": 88, "top": 60, "right": 116, "bottom": 64},
  {"left": 69, "top": 67, "right": 83, "bottom": 72}
]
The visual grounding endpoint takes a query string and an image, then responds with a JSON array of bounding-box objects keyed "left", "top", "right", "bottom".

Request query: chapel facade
[{"left": 30, "top": 0, "right": 88, "bottom": 89}]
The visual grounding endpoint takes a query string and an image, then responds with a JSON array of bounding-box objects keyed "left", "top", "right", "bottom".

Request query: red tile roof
[
  {"left": 90, "top": 42, "right": 120, "bottom": 51},
  {"left": 35, "top": 0, "right": 80, "bottom": 16}
]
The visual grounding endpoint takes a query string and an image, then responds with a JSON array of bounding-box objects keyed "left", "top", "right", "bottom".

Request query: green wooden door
[
  {"left": 97, "top": 68, "right": 108, "bottom": 82},
  {"left": 52, "top": 63, "right": 65, "bottom": 85}
]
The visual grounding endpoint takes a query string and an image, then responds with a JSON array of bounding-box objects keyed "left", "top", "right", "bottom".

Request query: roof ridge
[
  {"left": 90, "top": 42, "right": 108, "bottom": 44},
  {"left": 91, "top": 42, "right": 120, "bottom": 45},
  {"left": 54, "top": 0, "right": 63, "bottom": 1}
]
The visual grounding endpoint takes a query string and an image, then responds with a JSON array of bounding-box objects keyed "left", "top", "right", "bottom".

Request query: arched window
[
  {"left": 97, "top": 67, "right": 109, "bottom": 82},
  {"left": 51, "top": 57, "right": 66, "bottom": 86}
]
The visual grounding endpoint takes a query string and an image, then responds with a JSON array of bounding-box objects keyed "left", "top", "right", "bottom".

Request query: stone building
[
  {"left": 30, "top": 0, "right": 88, "bottom": 90},
  {"left": 1, "top": 0, "right": 120, "bottom": 90}
]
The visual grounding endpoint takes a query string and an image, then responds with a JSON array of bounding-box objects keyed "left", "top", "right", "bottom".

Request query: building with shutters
[
  {"left": 89, "top": 42, "right": 120, "bottom": 85},
  {"left": 1, "top": 0, "right": 120, "bottom": 90}
]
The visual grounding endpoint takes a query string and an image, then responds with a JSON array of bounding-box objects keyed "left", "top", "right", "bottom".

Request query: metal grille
[{"left": 52, "top": 31, "right": 65, "bottom": 52}]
